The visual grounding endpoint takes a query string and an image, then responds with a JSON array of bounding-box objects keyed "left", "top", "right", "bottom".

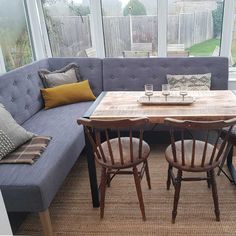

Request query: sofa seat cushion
[{"left": 0, "top": 101, "right": 93, "bottom": 212}]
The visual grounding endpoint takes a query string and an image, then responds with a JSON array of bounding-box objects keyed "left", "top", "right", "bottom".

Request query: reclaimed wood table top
[{"left": 90, "top": 90, "right": 236, "bottom": 123}]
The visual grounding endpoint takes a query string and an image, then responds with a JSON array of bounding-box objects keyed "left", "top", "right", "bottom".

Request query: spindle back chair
[
  {"left": 78, "top": 117, "right": 151, "bottom": 221},
  {"left": 164, "top": 117, "right": 236, "bottom": 223}
]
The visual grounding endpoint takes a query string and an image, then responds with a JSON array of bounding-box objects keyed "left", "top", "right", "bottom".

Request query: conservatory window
[
  {"left": 101, "top": 0, "right": 158, "bottom": 58},
  {"left": 0, "top": 0, "right": 34, "bottom": 72},
  {"left": 167, "top": 0, "right": 224, "bottom": 57},
  {"left": 41, "top": 0, "right": 93, "bottom": 57}
]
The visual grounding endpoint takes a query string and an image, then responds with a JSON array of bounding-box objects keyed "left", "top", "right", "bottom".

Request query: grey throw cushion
[
  {"left": 0, "top": 104, "right": 34, "bottom": 160},
  {"left": 167, "top": 73, "right": 211, "bottom": 91},
  {"left": 38, "top": 63, "right": 81, "bottom": 88}
]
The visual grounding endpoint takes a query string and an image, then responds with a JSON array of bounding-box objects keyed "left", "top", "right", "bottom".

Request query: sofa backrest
[
  {"left": 0, "top": 58, "right": 103, "bottom": 124},
  {"left": 47, "top": 57, "right": 103, "bottom": 96},
  {"left": 0, "top": 59, "right": 49, "bottom": 125},
  {"left": 0, "top": 56, "right": 229, "bottom": 125},
  {"left": 102, "top": 57, "right": 228, "bottom": 91}
]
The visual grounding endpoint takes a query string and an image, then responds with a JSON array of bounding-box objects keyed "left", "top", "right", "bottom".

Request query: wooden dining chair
[
  {"left": 78, "top": 117, "right": 151, "bottom": 221},
  {"left": 164, "top": 117, "right": 236, "bottom": 223},
  {"left": 217, "top": 126, "right": 236, "bottom": 181}
]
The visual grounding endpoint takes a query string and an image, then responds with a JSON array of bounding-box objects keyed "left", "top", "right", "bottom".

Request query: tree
[
  {"left": 123, "top": 0, "right": 147, "bottom": 16},
  {"left": 69, "top": 3, "right": 90, "bottom": 16},
  {"left": 212, "top": 2, "right": 223, "bottom": 38}
]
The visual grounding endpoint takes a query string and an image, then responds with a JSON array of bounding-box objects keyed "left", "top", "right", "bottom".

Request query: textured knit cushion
[
  {"left": 41, "top": 80, "right": 96, "bottom": 109},
  {"left": 38, "top": 63, "right": 81, "bottom": 88},
  {"left": 0, "top": 104, "right": 34, "bottom": 160},
  {"left": 167, "top": 73, "right": 211, "bottom": 91}
]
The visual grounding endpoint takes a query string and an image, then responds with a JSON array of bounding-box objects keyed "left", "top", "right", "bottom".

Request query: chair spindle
[
  {"left": 95, "top": 130, "right": 107, "bottom": 163},
  {"left": 191, "top": 138, "right": 196, "bottom": 168},
  {"left": 209, "top": 130, "right": 221, "bottom": 165},
  {"left": 117, "top": 129, "right": 124, "bottom": 165},
  {"left": 86, "top": 127, "right": 102, "bottom": 160},
  {"left": 201, "top": 130, "right": 209, "bottom": 167},
  {"left": 130, "top": 128, "right": 134, "bottom": 162},
  {"left": 181, "top": 130, "right": 185, "bottom": 166},
  {"left": 170, "top": 128, "right": 177, "bottom": 162},
  {"left": 105, "top": 129, "right": 115, "bottom": 165},
  {"left": 139, "top": 128, "right": 144, "bottom": 159}
]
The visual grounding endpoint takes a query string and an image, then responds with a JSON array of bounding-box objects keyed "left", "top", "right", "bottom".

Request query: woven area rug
[{"left": 17, "top": 144, "right": 236, "bottom": 235}]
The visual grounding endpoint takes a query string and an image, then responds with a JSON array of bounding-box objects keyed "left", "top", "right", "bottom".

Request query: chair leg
[
  {"left": 144, "top": 161, "right": 151, "bottom": 189},
  {"left": 107, "top": 168, "right": 111, "bottom": 187},
  {"left": 207, "top": 171, "right": 211, "bottom": 189},
  {"left": 217, "top": 142, "right": 232, "bottom": 176},
  {"left": 100, "top": 167, "right": 107, "bottom": 219},
  {"left": 210, "top": 169, "right": 220, "bottom": 221},
  {"left": 167, "top": 164, "right": 172, "bottom": 190},
  {"left": 133, "top": 166, "right": 146, "bottom": 221},
  {"left": 39, "top": 209, "right": 53, "bottom": 236},
  {"left": 172, "top": 169, "right": 182, "bottom": 224}
]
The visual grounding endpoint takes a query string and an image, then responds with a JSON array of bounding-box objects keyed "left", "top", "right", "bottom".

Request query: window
[
  {"left": 42, "top": 0, "right": 93, "bottom": 57},
  {"left": 231, "top": 3, "right": 236, "bottom": 67},
  {"left": 102, "top": 0, "right": 158, "bottom": 57},
  {"left": 0, "top": 0, "right": 33, "bottom": 72},
  {"left": 167, "top": 0, "right": 224, "bottom": 57}
]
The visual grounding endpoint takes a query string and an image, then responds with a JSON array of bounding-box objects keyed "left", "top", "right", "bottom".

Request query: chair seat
[
  {"left": 165, "top": 140, "right": 221, "bottom": 172},
  {"left": 97, "top": 137, "right": 150, "bottom": 168}
]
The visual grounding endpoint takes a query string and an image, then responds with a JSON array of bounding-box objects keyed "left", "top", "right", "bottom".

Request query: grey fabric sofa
[{"left": 0, "top": 57, "right": 228, "bottom": 235}]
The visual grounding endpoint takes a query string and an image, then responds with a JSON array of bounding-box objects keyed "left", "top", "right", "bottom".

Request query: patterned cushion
[
  {"left": 167, "top": 73, "right": 211, "bottom": 91},
  {"left": 0, "top": 104, "right": 34, "bottom": 160},
  {"left": 38, "top": 63, "right": 81, "bottom": 88}
]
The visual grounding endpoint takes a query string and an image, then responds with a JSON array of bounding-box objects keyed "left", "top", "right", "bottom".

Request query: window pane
[
  {"left": 168, "top": 0, "right": 224, "bottom": 57},
  {"left": 42, "top": 0, "right": 93, "bottom": 57},
  {"left": 102, "top": 0, "right": 157, "bottom": 57},
  {"left": 0, "top": 0, "right": 33, "bottom": 72}
]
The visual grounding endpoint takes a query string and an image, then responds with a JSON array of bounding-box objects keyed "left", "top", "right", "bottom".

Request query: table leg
[
  {"left": 227, "top": 144, "right": 236, "bottom": 185},
  {"left": 84, "top": 130, "right": 100, "bottom": 207}
]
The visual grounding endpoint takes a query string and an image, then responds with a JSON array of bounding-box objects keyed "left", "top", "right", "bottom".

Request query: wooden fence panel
[
  {"left": 48, "top": 12, "right": 214, "bottom": 57},
  {"left": 49, "top": 16, "right": 92, "bottom": 57},
  {"left": 103, "top": 16, "right": 130, "bottom": 57},
  {"left": 168, "top": 15, "right": 179, "bottom": 44}
]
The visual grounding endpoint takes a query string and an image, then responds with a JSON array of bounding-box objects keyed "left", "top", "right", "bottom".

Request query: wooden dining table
[{"left": 83, "top": 90, "right": 236, "bottom": 207}]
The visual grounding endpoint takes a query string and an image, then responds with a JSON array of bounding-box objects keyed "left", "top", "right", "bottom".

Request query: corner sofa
[{"left": 0, "top": 57, "right": 228, "bottom": 235}]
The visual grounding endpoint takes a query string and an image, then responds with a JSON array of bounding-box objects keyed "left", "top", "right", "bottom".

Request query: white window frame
[
  {"left": 25, "top": 0, "right": 51, "bottom": 60},
  {"left": 221, "top": 0, "right": 235, "bottom": 58},
  {"left": 36, "top": 0, "right": 52, "bottom": 58},
  {"left": 89, "top": 0, "right": 105, "bottom": 58},
  {"left": 158, "top": 0, "right": 168, "bottom": 57},
  {"left": 221, "top": 0, "right": 236, "bottom": 81}
]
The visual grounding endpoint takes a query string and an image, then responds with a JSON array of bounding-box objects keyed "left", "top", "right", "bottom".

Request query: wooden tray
[{"left": 137, "top": 96, "right": 195, "bottom": 105}]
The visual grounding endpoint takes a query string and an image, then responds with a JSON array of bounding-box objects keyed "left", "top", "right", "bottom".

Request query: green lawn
[
  {"left": 231, "top": 39, "right": 236, "bottom": 66},
  {"left": 187, "top": 39, "right": 220, "bottom": 56}
]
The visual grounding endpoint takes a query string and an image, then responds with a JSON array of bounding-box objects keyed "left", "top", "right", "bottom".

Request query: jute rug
[{"left": 17, "top": 145, "right": 236, "bottom": 235}]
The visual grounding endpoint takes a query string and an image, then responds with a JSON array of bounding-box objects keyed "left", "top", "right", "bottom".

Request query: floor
[{"left": 17, "top": 144, "right": 236, "bottom": 235}]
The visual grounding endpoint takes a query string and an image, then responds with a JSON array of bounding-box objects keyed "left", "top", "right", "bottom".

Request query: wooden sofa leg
[{"left": 39, "top": 209, "right": 53, "bottom": 236}]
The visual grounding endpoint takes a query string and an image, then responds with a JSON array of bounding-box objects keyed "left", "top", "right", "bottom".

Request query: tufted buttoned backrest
[
  {"left": 48, "top": 57, "right": 103, "bottom": 96},
  {"left": 0, "top": 57, "right": 229, "bottom": 125},
  {"left": 102, "top": 57, "right": 228, "bottom": 91},
  {"left": 0, "top": 59, "right": 49, "bottom": 125}
]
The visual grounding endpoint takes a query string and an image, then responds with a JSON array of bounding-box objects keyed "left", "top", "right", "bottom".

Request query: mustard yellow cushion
[{"left": 41, "top": 80, "right": 96, "bottom": 109}]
